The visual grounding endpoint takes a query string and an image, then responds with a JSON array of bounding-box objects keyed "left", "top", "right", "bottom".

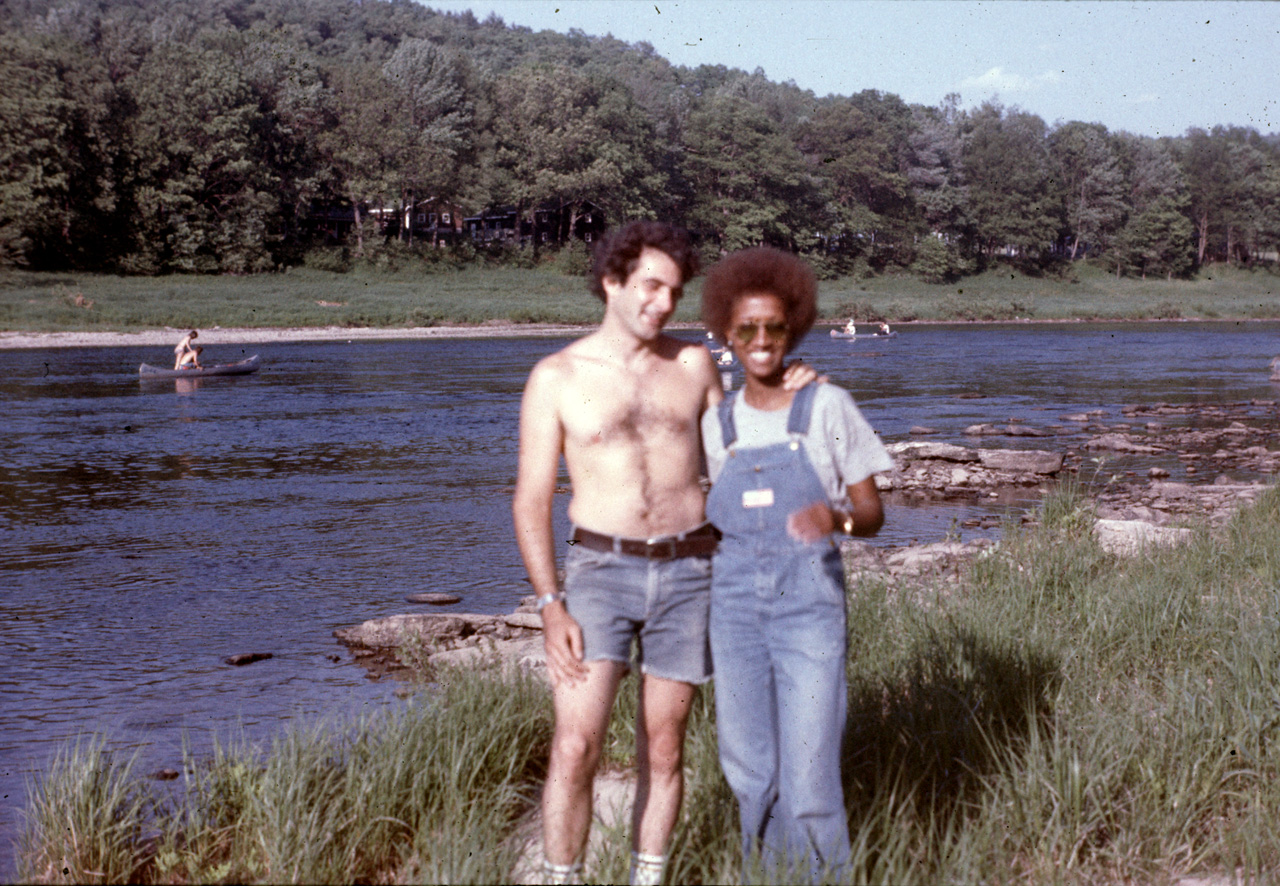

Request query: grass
[
  {"left": 2, "top": 261, "right": 1278, "bottom": 333},
  {"left": 17, "top": 485, "right": 1280, "bottom": 884}
]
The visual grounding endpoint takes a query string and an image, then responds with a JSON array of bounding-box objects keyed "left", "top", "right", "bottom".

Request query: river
[{"left": 2, "top": 320, "right": 1278, "bottom": 875}]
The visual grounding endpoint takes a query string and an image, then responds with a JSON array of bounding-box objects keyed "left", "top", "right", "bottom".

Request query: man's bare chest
[{"left": 561, "top": 377, "right": 700, "bottom": 451}]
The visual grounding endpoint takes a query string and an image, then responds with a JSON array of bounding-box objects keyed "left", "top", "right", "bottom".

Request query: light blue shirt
[{"left": 701, "top": 383, "right": 893, "bottom": 505}]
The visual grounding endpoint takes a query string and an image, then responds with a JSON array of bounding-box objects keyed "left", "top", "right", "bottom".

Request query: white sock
[
  {"left": 542, "top": 858, "right": 583, "bottom": 885},
  {"left": 630, "top": 851, "right": 666, "bottom": 886}
]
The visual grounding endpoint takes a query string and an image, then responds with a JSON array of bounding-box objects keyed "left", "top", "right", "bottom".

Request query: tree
[
  {"left": 235, "top": 28, "right": 333, "bottom": 262},
  {"left": 960, "top": 103, "right": 1062, "bottom": 268},
  {"left": 1177, "top": 126, "right": 1264, "bottom": 265},
  {"left": 487, "top": 64, "right": 665, "bottom": 246},
  {"left": 796, "top": 92, "right": 918, "bottom": 271},
  {"left": 1049, "top": 122, "right": 1125, "bottom": 260},
  {"left": 1114, "top": 194, "right": 1195, "bottom": 279},
  {"left": 0, "top": 34, "right": 76, "bottom": 267},
  {"left": 122, "top": 41, "right": 279, "bottom": 273},
  {"left": 680, "top": 94, "right": 825, "bottom": 252},
  {"left": 906, "top": 97, "right": 972, "bottom": 272},
  {"left": 318, "top": 61, "right": 401, "bottom": 258},
  {"left": 381, "top": 38, "right": 476, "bottom": 240}
]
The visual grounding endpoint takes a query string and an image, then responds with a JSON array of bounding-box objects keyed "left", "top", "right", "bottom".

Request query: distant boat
[
  {"left": 830, "top": 329, "right": 898, "bottom": 340},
  {"left": 139, "top": 355, "right": 260, "bottom": 378}
]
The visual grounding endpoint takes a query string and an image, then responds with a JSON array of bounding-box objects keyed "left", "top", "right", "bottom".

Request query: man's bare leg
[
  {"left": 631, "top": 675, "right": 698, "bottom": 855},
  {"left": 543, "top": 660, "right": 628, "bottom": 866}
]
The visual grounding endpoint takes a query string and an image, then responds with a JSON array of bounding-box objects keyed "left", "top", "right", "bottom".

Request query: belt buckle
[{"left": 646, "top": 536, "right": 677, "bottom": 559}]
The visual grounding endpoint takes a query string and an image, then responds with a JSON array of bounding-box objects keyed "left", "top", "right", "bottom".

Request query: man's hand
[
  {"left": 541, "top": 602, "right": 589, "bottom": 687},
  {"left": 781, "top": 360, "right": 827, "bottom": 391},
  {"left": 787, "top": 500, "right": 835, "bottom": 543}
]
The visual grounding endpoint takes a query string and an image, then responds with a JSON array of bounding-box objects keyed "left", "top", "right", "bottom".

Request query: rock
[
  {"left": 1148, "top": 467, "right": 1170, "bottom": 478},
  {"left": 1083, "top": 433, "right": 1164, "bottom": 454},
  {"left": 152, "top": 769, "right": 181, "bottom": 781},
  {"left": 336, "top": 613, "right": 500, "bottom": 649},
  {"left": 887, "top": 441, "right": 978, "bottom": 462},
  {"left": 225, "top": 652, "right": 273, "bottom": 666},
  {"left": 334, "top": 610, "right": 547, "bottom": 678},
  {"left": 1004, "top": 424, "right": 1051, "bottom": 437},
  {"left": 1094, "top": 519, "right": 1193, "bottom": 556},
  {"left": 884, "top": 540, "right": 983, "bottom": 576},
  {"left": 963, "top": 423, "right": 1002, "bottom": 436},
  {"left": 977, "top": 449, "right": 1064, "bottom": 475},
  {"left": 405, "top": 592, "right": 462, "bottom": 605},
  {"left": 909, "top": 426, "right": 939, "bottom": 435}
]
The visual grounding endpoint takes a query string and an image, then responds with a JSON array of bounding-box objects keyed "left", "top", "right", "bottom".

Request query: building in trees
[{"left": 464, "top": 201, "right": 607, "bottom": 247}]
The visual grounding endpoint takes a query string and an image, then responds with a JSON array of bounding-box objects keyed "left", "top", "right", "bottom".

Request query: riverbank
[
  {"left": 18, "top": 483, "right": 1280, "bottom": 884},
  {"left": 3, "top": 262, "right": 1279, "bottom": 335},
  {"left": 4, "top": 315, "right": 1279, "bottom": 351},
  {"left": 0, "top": 321, "right": 591, "bottom": 350}
]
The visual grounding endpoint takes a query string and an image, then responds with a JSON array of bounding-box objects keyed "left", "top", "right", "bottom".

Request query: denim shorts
[{"left": 563, "top": 539, "right": 713, "bottom": 685}]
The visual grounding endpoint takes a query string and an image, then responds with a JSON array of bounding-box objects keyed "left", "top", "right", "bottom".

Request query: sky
[{"left": 417, "top": 0, "right": 1279, "bottom": 138}]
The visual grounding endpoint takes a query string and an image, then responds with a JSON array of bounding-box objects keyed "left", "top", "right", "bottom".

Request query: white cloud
[{"left": 960, "top": 66, "right": 1061, "bottom": 95}]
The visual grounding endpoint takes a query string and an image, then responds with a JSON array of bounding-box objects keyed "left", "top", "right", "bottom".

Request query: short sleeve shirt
[{"left": 701, "top": 383, "right": 894, "bottom": 505}]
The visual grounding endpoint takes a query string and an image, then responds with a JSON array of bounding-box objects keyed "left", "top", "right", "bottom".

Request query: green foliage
[
  {"left": 17, "top": 737, "right": 155, "bottom": 884},
  {"left": 961, "top": 103, "right": 1064, "bottom": 269},
  {"left": 551, "top": 239, "right": 593, "bottom": 277},
  {"left": 910, "top": 235, "right": 972, "bottom": 283},
  {"left": 17, "top": 489, "right": 1280, "bottom": 883},
  {"left": 0, "top": 0, "right": 1277, "bottom": 286},
  {"left": 683, "top": 94, "right": 826, "bottom": 251},
  {"left": 1116, "top": 195, "right": 1197, "bottom": 280}
]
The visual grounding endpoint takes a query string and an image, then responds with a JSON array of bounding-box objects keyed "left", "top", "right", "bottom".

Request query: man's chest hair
[{"left": 563, "top": 378, "right": 698, "bottom": 447}]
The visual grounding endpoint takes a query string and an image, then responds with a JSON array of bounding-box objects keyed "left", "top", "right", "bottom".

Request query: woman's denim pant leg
[{"left": 710, "top": 545, "right": 851, "bottom": 882}]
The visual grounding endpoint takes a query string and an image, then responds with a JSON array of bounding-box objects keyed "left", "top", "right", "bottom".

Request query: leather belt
[{"left": 570, "top": 524, "right": 719, "bottom": 560}]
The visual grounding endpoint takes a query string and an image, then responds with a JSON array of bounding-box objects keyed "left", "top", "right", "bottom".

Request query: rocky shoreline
[{"left": 333, "top": 395, "right": 1276, "bottom": 681}]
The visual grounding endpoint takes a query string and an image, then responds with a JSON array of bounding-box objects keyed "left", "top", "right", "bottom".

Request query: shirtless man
[
  {"left": 513, "top": 221, "right": 811, "bottom": 885},
  {"left": 174, "top": 330, "right": 198, "bottom": 370},
  {"left": 175, "top": 345, "right": 202, "bottom": 370}
]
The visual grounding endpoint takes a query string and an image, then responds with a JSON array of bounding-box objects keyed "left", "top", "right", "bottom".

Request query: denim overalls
[{"left": 705, "top": 383, "right": 851, "bottom": 882}]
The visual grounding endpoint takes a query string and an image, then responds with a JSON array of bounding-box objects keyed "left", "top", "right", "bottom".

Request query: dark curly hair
[
  {"left": 589, "top": 221, "right": 699, "bottom": 301},
  {"left": 701, "top": 247, "right": 818, "bottom": 353}
]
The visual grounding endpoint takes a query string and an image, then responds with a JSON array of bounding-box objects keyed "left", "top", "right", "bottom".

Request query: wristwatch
[{"left": 535, "top": 591, "right": 565, "bottom": 613}]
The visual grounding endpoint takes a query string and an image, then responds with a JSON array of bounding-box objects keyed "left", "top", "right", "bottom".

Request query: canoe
[
  {"left": 829, "top": 330, "right": 898, "bottom": 340},
  {"left": 139, "top": 355, "right": 260, "bottom": 378}
]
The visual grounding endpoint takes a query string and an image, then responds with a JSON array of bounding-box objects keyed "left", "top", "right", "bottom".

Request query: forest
[{"left": 2, "top": 0, "right": 1279, "bottom": 282}]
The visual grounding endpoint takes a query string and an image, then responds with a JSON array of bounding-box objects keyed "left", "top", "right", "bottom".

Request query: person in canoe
[
  {"left": 174, "top": 330, "right": 199, "bottom": 370},
  {"left": 175, "top": 345, "right": 203, "bottom": 370},
  {"left": 878, "top": 321, "right": 892, "bottom": 335},
  {"left": 842, "top": 318, "right": 857, "bottom": 336}
]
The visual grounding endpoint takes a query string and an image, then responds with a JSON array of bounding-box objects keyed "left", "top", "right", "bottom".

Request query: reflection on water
[{"left": 1, "top": 322, "right": 1278, "bottom": 875}]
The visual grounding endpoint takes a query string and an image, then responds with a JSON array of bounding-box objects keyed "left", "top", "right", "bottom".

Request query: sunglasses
[{"left": 731, "top": 321, "right": 789, "bottom": 345}]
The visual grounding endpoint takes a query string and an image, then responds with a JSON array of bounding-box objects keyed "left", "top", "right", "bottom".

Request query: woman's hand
[{"left": 787, "top": 500, "right": 836, "bottom": 543}]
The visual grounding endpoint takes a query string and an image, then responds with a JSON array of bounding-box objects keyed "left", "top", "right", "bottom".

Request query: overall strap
[
  {"left": 785, "top": 382, "right": 819, "bottom": 436},
  {"left": 716, "top": 390, "right": 739, "bottom": 447}
]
